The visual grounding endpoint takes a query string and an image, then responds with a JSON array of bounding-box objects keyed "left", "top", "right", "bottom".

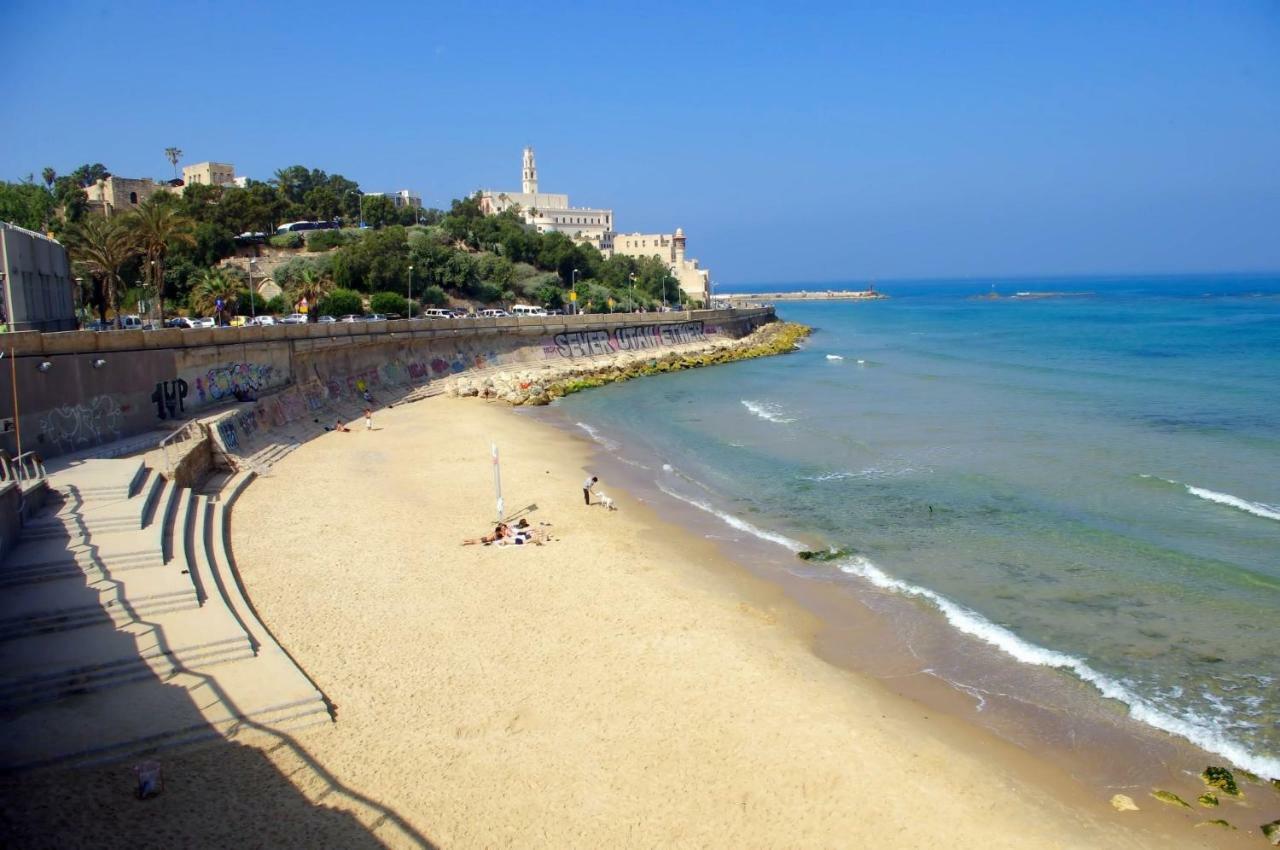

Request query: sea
[{"left": 532, "top": 274, "right": 1280, "bottom": 785}]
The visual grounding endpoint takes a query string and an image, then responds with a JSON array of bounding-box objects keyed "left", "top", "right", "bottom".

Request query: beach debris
[
  {"left": 797, "top": 548, "right": 851, "bottom": 562},
  {"left": 1262, "top": 819, "right": 1280, "bottom": 846},
  {"left": 1109, "top": 794, "right": 1139, "bottom": 812},
  {"left": 1194, "top": 819, "right": 1235, "bottom": 830},
  {"left": 1197, "top": 792, "right": 1219, "bottom": 807},
  {"left": 1201, "top": 765, "right": 1241, "bottom": 796},
  {"left": 132, "top": 761, "right": 163, "bottom": 800},
  {"left": 1150, "top": 790, "right": 1191, "bottom": 808}
]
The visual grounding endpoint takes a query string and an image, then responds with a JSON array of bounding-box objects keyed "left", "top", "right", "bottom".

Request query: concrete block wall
[{"left": 0, "top": 308, "right": 774, "bottom": 459}]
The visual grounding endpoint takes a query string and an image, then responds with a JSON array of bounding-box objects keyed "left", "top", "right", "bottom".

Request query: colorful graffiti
[
  {"left": 39, "top": 395, "right": 125, "bottom": 453},
  {"left": 198, "top": 362, "right": 276, "bottom": 403},
  {"left": 217, "top": 420, "right": 239, "bottom": 449}
]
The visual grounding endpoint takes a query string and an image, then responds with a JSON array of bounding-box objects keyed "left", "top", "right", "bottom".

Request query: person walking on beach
[
  {"left": 583, "top": 475, "right": 598, "bottom": 506},
  {"left": 364, "top": 408, "right": 373, "bottom": 430}
]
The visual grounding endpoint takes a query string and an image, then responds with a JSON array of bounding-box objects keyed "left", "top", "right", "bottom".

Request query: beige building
[
  {"left": 82, "top": 176, "right": 169, "bottom": 217},
  {"left": 611, "top": 228, "right": 710, "bottom": 305},
  {"left": 366, "top": 189, "right": 422, "bottom": 209},
  {"left": 479, "top": 147, "right": 614, "bottom": 251},
  {"left": 182, "top": 161, "right": 237, "bottom": 187}
]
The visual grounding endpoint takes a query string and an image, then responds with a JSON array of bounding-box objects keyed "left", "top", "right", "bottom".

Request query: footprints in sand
[{"left": 454, "top": 711, "right": 530, "bottom": 740}]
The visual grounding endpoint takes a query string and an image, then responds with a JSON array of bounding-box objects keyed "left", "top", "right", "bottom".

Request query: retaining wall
[{"left": 0, "top": 309, "right": 774, "bottom": 459}]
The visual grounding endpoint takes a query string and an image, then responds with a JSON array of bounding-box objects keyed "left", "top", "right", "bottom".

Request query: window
[{"left": 129, "top": 192, "right": 138, "bottom": 204}]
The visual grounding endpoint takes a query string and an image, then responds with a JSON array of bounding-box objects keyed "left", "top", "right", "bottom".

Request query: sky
[{"left": 3, "top": 0, "right": 1278, "bottom": 284}]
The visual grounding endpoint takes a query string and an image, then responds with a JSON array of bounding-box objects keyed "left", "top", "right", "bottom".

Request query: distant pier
[{"left": 720, "top": 289, "right": 887, "bottom": 304}]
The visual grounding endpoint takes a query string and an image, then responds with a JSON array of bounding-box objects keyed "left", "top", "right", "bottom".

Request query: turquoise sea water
[{"left": 554, "top": 275, "right": 1280, "bottom": 778}]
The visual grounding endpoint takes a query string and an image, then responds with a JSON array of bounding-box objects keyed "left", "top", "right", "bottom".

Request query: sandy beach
[{"left": 0, "top": 396, "right": 1244, "bottom": 848}]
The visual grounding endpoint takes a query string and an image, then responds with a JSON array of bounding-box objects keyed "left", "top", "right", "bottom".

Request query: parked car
[
  {"left": 479, "top": 308, "right": 509, "bottom": 318},
  {"left": 253, "top": 315, "right": 277, "bottom": 326},
  {"left": 317, "top": 315, "right": 336, "bottom": 323},
  {"left": 229, "top": 315, "right": 251, "bottom": 327},
  {"left": 117, "top": 315, "right": 145, "bottom": 330},
  {"left": 192, "top": 317, "right": 216, "bottom": 329},
  {"left": 423, "top": 308, "right": 454, "bottom": 320},
  {"left": 279, "top": 313, "right": 308, "bottom": 325},
  {"left": 166, "top": 317, "right": 193, "bottom": 329},
  {"left": 339, "top": 314, "right": 362, "bottom": 323},
  {"left": 365, "top": 313, "right": 388, "bottom": 322}
]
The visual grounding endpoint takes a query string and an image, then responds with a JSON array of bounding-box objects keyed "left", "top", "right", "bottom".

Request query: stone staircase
[{"left": 0, "top": 458, "right": 329, "bottom": 772}]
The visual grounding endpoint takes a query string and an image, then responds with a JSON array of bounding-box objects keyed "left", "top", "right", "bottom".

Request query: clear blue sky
[{"left": 3, "top": 1, "right": 1278, "bottom": 284}]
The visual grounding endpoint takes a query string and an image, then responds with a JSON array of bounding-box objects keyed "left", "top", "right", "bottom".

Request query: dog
[{"left": 596, "top": 492, "right": 617, "bottom": 511}]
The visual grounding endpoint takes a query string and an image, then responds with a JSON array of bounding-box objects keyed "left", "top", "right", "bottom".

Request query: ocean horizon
[{"left": 539, "top": 272, "right": 1280, "bottom": 781}]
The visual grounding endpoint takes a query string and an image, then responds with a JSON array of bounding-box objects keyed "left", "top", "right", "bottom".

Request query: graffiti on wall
[
  {"left": 151, "top": 379, "right": 189, "bottom": 420},
  {"left": 38, "top": 395, "right": 125, "bottom": 453},
  {"left": 195, "top": 362, "right": 276, "bottom": 403},
  {"left": 552, "top": 321, "right": 707, "bottom": 358}
]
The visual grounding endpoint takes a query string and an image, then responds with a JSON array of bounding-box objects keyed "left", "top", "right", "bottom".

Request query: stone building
[
  {"left": 182, "top": 161, "right": 237, "bottom": 187},
  {"left": 0, "top": 222, "right": 77, "bottom": 332},
  {"left": 82, "top": 176, "right": 168, "bottom": 217},
  {"left": 611, "top": 228, "right": 710, "bottom": 305},
  {"left": 479, "top": 147, "right": 614, "bottom": 251}
]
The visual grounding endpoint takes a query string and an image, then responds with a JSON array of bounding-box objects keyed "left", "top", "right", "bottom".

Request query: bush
[
  {"left": 316, "top": 288, "right": 363, "bottom": 317},
  {"left": 269, "top": 232, "right": 304, "bottom": 249},
  {"left": 233, "top": 290, "right": 269, "bottom": 315},
  {"left": 305, "top": 229, "right": 346, "bottom": 252},
  {"left": 265, "top": 295, "right": 289, "bottom": 315},
  {"left": 369, "top": 291, "right": 408, "bottom": 316},
  {"left": 474, "top": 281, "right": 504, "bottom": 304},
  {"left": 419, "top": 284, "right": 447, "bottom": 307}
]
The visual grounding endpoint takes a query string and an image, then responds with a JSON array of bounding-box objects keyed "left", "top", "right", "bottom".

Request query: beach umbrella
[{"left": 491, "top": 442, "right": 504, "bottom": 522}]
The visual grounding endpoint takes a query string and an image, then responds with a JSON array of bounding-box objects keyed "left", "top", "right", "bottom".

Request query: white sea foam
[
  {"left": 575, "top": 421, "right": 620, "bottom": 452},
  {"left": 741, "top": 400, "right": 796, "bottom": 424},
  {"left": 800, "top": 466, "right": 930, "bottom": 482},
  {"left": 836, "top": 556, "right": 1280, "bottom": 780},
  {"left": 856, "top": 359, "right": 867, "bottom": 365},
  {"left": 825, "top": 354, "right": 844, "bottom": 361},
  {"left": 1144, "top": 475, "right": 1280, "bottom": 522},
  {"left": 655, "top": 480, "right": 806, "bottom": 553},
  {"left": 1185, "top": 485, "right": 1280, "bottom": 522}
]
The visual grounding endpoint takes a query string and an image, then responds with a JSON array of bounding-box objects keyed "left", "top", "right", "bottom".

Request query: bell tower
[{"left": 522, "top": 146, "right": 538, "bottom": 195}]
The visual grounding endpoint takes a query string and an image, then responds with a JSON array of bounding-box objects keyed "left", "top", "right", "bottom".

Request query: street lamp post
[
  {"left": 247, "top": 259, "right": 258, "bottom": 323},
  {"left": 571, "top": 268, "right": 580, "bottom": 315},
  {"left": 407, "top": 264, "right": 414, "bottom": 319}
]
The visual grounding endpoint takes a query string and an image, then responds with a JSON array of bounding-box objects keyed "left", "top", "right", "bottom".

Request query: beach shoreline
[{"left": 1, "top": 395, "right": 1259, "bottom": 848}]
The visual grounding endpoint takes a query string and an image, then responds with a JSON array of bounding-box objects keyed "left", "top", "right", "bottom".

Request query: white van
[
  {"left": 117, "top": 315, "right": 144, "bottom": 330},
  {"left": 511, "top": 304, "right": 548, "bottom": 317}
]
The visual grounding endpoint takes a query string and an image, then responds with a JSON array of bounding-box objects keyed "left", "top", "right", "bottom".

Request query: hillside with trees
[{"left": 0, "top": 159, "right": 691, "bottom": 324}]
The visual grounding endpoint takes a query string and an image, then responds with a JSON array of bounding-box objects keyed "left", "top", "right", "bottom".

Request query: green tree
[
  {"left": 265, "top": 294, "right": 289, "bottom": 315},
  {"left": 369, "top": 291, "right": 408, "bottom": 315},
  {"left": 419, "top": 284, "right": 447, "bottom": 307},
  {"left": 316, "top": 288, "right": 363, "bottom": 317},
  {"left": 362, "top": 195, "right": 396, "bottom": 229},
  {"left": 189, "top": 268, "right": 236, "bottom": 324},
  {"left": 41, "top": 167, "right": 56, "bottom": 189},
  {"left": 64, "top": 214, "right": 139, "bottom": 321},
  {"left": 289, "top": 268, "right": 333, "bottom": 321},
  {"left": 128, "top": 194, "right": 195, "bottom": 320},
  {"left": 0, "top": 180, "right": 54, "bottom": 232},
  {"left": 164, "top": 147, "right": 183, "bottom": 180}
]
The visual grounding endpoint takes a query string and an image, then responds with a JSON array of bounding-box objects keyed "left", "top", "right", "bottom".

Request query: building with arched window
[
  {"left": 82, "top": 176, "right": 168, "bottom": 217},
  {"left": 478, "top": 147, "right": 614, "bottom": 252}
]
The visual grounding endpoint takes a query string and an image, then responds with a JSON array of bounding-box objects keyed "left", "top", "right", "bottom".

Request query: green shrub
[
  {"left": 305, "top": 229, "right": 347, "bottom": 252},
  {"left": 475, "top": 281, "right": 504, "bottom": 304},
  {"left": 269, "top": 232, "right": 304, "bottom": 249},
  {"left": 369, "top": 291, "right": 409, "bottom": 315},
  {"left": 316, "top": 288, "right": 363, "bottom": 317},
  {"left": 265, "top": 295, "right": 289, "bottom": 315},
  {"left": 233, "top": 290, "right": 269, "bottom": 315},
  {"left": 419, "top": 284, "right": 447, "bottom": 307}
]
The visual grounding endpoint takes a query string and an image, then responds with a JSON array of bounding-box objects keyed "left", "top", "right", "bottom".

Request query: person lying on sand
[
  {"left": 463, "top": 523, "right": 510, "bottom": 546},
  {"left": 324, "top": 419, "right": 351, "bottom": 433}
]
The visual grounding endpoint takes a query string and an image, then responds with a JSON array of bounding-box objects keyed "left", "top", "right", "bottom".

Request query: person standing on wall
[{"left": 583, "top": 475, "right": 598, "bottom": 506}]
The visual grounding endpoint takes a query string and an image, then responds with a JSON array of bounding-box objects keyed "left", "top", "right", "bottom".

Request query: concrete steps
[{"left": 0, "top": 464, "right": 330, "bottom": 772}]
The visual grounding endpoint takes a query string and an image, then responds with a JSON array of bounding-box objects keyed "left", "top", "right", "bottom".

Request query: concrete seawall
[{"left": 0, "top": 308, "right": 775, "bottom": 459}]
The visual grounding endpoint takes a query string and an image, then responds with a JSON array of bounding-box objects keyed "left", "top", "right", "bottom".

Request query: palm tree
[
  {"left": 63, "top": 215, "right": 138, "bottom": 323},
  {"left": 164, "top": 147, "right": 183, "bottom": 180},
  {"left": 128, "top": 195, "right": 195, "bottom": 322},
  {"left": 189, "top": 268, "right": 236, "bottom": 325},
  {"left": 41, "top": 167, "right": 56, "bottom": 189},
  {"left": 289, "top": 268, "right": 333, "bottom": 321}
]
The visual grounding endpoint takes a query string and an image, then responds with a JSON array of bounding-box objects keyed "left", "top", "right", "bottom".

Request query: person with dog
[{"left": 583, "top": 475, "right": 598, "bottom": 506}]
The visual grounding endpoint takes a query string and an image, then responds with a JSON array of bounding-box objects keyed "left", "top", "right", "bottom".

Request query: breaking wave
[
  {"left": 654, "top": 480, "right": 805, "bottom": 553},
  {"left": 837, "top": 555, "right": 1280, "bottom": 780},
  {"left": 575, "top": 421, "right": 620, "bottom": 452},
  {"left": 741, "top": 400, "right": 796, "bottom": 424},
  {"left": 1143, "top": 475, "right": 1280, "bottom": 522}
]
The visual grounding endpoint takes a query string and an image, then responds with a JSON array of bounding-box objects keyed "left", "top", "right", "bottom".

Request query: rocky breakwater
[{"left": 446, "top": 322, "right": 811, "bottom": 406}]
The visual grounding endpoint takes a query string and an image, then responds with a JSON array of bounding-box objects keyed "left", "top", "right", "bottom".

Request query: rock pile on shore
[{"left": 447, "top": 321, "right": 811, "bottom": 406}]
